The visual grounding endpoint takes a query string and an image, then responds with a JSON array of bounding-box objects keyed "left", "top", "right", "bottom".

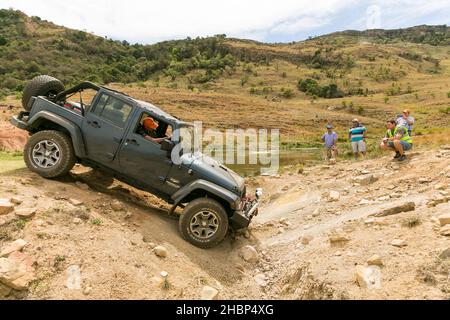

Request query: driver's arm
[{"left": 143, "top": 135, "right": 165, "bottom": 144}]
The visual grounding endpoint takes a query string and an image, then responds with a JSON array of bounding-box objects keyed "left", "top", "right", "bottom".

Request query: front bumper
[
  {"left": 10, "top": 112, "right": 30, "bottom": 130},
  {"left": 230, "top": 194, "right": 261, "bottom": 230}
]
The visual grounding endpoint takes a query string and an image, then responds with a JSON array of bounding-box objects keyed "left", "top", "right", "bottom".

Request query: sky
[{"left": 0, "top": 0, "right": 449, "bottom": 44}]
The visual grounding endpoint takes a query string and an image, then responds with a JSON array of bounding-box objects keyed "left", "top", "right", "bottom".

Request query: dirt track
[{"left": 1, "top": 146, "right": 449, "bottom": 299}]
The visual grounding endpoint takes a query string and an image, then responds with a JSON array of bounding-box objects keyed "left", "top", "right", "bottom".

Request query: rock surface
[
  {"left": 0, "top": 251, "right": 36, "bottom": 290},
  {"left": 154, "top": 246, "right": 168, "bottom": 258},
  {"left": 367, "top": 254, "right": 383, "bottom": 266},
  {"left": 373, "top": 202, "right": 415, "bottom": 217},
  {"left": 239, "top": 245, "right": 259, "bottom": 263},
  {"left": 14, "top": 208, "right": 37, "bottom": 218},
  {"left": 0, "top": 239, "right": 28, "bottom": 257},
  {"left": 200, "top": 286, "right": 219, "bottom": 300},
  {"left": 438, "top": 213, "right": 450, "bottom": 226},
  {"left": 0, "top": 199, "right": 14, "bottom": 215},
  {"left": 355, "top": 265, "right": 381, "bottom": 289},
  {"left": 353, "top": 175, "right": 378, "bottom": 186}
]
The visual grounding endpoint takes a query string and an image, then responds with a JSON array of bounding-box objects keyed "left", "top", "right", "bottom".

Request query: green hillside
[{"left": 0, "top": 8, "right": 448, "bottom": 101}]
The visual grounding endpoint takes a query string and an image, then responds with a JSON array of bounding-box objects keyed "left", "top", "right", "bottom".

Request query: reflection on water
[{"left": 212, "top": 148, "right": 323, "bottom": 177}]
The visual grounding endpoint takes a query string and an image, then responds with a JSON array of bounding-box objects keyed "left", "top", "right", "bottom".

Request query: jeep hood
[{"left": 181, "top": 153, "right": 245, "bottom": 195}]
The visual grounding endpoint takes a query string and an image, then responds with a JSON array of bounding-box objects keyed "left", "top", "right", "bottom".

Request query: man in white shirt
[{"left": 396, "top": 109, "right": 415, "bottom": 136}]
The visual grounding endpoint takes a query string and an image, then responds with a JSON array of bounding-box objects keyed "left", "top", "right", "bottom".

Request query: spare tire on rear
[{"left": 22, "top": 75, "right": 65, "bottom": 111}]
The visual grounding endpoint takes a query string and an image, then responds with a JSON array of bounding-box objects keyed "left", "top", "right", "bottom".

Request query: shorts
[
  {"left": 324, "top": 146, "right": 337, "bottom": 159},
  {"left": 351, "top": 140, "right": 366, "bottom": 153},
  {"left": 388, "top": 140, "right": 412, "bottom": 151}
]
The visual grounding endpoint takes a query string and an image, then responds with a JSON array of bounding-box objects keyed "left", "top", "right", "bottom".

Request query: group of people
[{"left": 322, "top": 109, "right": 415, "bottom": 162}]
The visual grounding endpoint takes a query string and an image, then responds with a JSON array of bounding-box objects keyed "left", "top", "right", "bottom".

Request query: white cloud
[
  {"left": 0, "top": 0, "right": 448, "bottom": 43},
  {"left": 0, "top": 0, "right": 356, "bottom": 42},
  {"left": 343, "top": 0, "right": 450, "bottom": 31},
  {"left": 270, "top": 17, "right": 330, "bottom": 35}
]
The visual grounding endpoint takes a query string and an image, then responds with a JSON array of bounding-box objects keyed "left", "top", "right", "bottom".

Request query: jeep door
[
  {"left": 82, "top": 92, "right": 134, "bottom": 164},
  {"left": 118, "top": 111, "right": 173, "bottom": 190}
]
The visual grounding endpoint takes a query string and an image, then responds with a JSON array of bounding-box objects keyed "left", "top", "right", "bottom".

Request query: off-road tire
[
  {"left": 22, "top": 75, "right": 65, "bottom": 110},
  {"left": 179, "top": 198, "right": 229, "bottom": 249},
  {"left": 24, "top": 130, "right": 76, "bottom": 178}
]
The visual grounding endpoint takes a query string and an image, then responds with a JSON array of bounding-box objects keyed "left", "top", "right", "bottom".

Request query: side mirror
[{"left": 161, "top": 139, "right": 174, "bottom": 152}]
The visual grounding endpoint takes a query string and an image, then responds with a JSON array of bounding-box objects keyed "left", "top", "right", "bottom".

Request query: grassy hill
[{"left": 0, "top": 8, "right": 449, "bottom": 157}]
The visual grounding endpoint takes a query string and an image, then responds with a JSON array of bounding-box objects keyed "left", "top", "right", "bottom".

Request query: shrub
[
  {"left": 297, "top": 78, "right": 344, "bottom": 98},
  {"left": 439, "top": 106, "right": 450, "bottom": 114},
  {"left": 279, "top": 87, "right": 294, "bottom": 99},
  {"left": 402, "top": 215, "right": 421, "bottom": 228},
  {"left": 167, "top": 82, "right": 178, "bottom": 89},
  {"left": 240, "top": 75, "right": 249, "bottom": 87},
  {"left": 357, "top": 105, "right": 365, "bottom": 115}
]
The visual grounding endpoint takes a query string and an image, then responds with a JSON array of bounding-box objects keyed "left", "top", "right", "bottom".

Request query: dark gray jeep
[{"left": 11, "top": 75, "right": 262, "bottom": 248}]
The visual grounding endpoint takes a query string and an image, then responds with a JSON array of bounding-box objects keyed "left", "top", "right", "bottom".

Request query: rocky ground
[{"left": 1, "top": 145, "right": 449, "bottom": 300}]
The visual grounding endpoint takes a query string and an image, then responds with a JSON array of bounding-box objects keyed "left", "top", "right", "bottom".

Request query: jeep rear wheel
[
  {"left": 179, "top": 198, "right": 229, "bottom": 248},
  {"left": 24, "top": 130, "right": 76, "bottom": 178},
  {"left": 22, "top": 75, "right": 65, "bottom": 111}
]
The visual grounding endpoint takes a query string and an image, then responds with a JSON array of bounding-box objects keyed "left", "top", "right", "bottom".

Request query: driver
[{"left": 138, "top": 117, "right": 166, "bottom": 144}]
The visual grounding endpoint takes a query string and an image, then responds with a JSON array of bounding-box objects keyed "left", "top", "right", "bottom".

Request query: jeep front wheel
[
  {"left": 179, "top": 198, "right": 229, "bottom": 248},
  {"left": 24, "top": 130, "right": 76, "bottom": 178}
]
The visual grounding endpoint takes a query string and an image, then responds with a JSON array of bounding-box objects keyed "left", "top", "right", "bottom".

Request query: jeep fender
[
  {"left": 28, "top": 111, "right": 86, "bottom": 158},
  {"left": 171, "top": 179, "right": 240, "bottom": 210}
]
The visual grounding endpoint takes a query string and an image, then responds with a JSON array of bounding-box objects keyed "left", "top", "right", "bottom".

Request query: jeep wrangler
[{"left": 11, "top": 75, "right": 262, "bottom": 248}]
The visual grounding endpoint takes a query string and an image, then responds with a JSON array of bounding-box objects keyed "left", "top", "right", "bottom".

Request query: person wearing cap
[
  {"left": 322, "top": 124, "right": 338, "bottom": 161},
  {"left": 396, "top": 109, "right": 415, "bottom": 136},
  {"left": 138, "top": 117, "right": 166, "bottom": 144},
  {"left": 348, "top": 118, "right": 367, "bottom": 160}
]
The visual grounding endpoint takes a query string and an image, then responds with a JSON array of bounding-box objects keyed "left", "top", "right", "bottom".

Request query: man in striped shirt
[{"left": 348, "top": 119, "right": 367, "bottom": 160}]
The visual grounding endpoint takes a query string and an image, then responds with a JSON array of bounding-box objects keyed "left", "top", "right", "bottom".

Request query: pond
[{"left": 212, "top": 147, "right": 324, "bottom": 177}]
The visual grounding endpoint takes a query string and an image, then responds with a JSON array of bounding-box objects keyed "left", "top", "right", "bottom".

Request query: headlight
[{"left": 255, "top": 188, "right": 263, "bottom": 199}]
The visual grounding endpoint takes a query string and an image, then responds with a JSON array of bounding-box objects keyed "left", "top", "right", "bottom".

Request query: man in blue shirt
[
  {"left": 348, "top": 119, "right": 367, "bottom": 160},
  {"left": 322, "top": 124, "right": 338, "bottom": 161}
]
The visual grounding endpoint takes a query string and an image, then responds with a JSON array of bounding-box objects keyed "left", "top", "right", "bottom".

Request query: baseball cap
[
  {"left": 326, "top": 124, "right": 333, "bottom": 129},
  {"left": 352, "top": 118, "right": 359, "bottom": 123}
]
